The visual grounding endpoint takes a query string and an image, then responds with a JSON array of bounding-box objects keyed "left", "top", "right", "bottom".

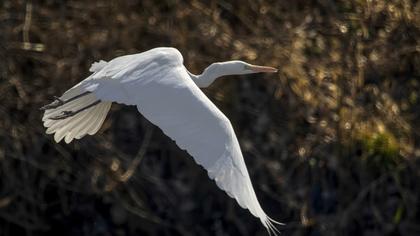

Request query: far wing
[{"left": 79, "top": 54, "right": 279, "bottom": 233}]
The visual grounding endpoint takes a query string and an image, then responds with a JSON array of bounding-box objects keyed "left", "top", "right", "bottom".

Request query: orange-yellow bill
[{"left": 248, "top": 65, "right": 278, "bottom": 73}]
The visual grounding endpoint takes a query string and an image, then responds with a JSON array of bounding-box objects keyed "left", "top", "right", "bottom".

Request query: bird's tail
[{"left": 41, "top": 85, "right": 111, "bottom": 143}]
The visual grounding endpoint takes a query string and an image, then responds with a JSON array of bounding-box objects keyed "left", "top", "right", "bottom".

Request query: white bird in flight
[{"left": 41, "top": 47, "right": 282, "bottom": 234}]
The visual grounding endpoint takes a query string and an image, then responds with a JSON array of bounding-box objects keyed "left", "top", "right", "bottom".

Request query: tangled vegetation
[{"left": 1, "top": 0, "right": 419, "bottom": 235}]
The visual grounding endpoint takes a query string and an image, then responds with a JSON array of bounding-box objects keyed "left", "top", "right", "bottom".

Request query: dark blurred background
[{"left": 1, "top": 0, "right": 419, "bottom": 235}]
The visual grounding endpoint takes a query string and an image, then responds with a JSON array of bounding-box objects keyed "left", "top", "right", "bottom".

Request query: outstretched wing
[{"left": 79, "top": 47, "right": 280, "bottom": 233}]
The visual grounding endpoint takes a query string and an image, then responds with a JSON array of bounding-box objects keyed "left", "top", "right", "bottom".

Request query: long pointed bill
[{"left": 248, "top": 65, "right": 278, "bottom": 73}]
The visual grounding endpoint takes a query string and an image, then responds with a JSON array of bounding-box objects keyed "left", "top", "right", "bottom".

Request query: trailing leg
[
  {"left": 49, "top": 100, "right": 101, "bottom": 120},
  {"left": 40, "top": 91, "right": 92, "bottom": 110}
]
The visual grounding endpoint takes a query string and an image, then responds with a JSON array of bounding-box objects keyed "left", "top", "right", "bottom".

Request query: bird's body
[{"left": 42, "top": 47, "right": 281, "bottom": 234}]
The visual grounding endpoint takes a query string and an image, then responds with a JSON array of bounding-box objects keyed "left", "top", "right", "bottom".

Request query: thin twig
[
  {"left": 22, "top": 0, "right": 32, "bottom": 45},
  {"left": 119, "top": 126, "right": 154, "bottom": 182}
]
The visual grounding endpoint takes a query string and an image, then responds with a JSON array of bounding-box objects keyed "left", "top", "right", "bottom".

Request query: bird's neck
[{"left": 187, "top": 62, "right": 238, "bottom": 88}]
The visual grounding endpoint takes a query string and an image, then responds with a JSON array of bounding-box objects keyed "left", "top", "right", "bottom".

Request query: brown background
[{"left": 1, "top": 0, "right": 419, "bottom": 235}]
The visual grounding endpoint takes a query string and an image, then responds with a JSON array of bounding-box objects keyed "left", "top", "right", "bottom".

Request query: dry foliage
[{"left": 1, "top": 0, "right": 419, "bottom": 235}]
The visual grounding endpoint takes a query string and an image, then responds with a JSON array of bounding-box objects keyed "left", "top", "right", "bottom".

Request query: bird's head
[
  {"left": 194, "top": 60, "right": 278, "bottom": 87},
  {"left": 220, "top": 60, "right": 278, "bottom": 75}
]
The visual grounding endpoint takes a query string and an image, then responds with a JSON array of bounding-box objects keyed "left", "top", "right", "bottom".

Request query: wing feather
[
  {"left": 89, "top": 102, "right": 112, "bottom": 135},
  {"left": 63, "top": 109, "right": 93, "bottom": 142},
  {"left": 73, "top": 104, "right": 101, "bottom": 139}
]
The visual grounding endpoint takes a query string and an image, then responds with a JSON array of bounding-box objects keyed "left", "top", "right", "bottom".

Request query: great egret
[{"left": 41, "top": 47, "right": 282, "bottom": 234}]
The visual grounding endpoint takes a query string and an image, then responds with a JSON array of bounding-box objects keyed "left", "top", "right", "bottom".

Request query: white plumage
[{"left": 41, "top": 47, "right": 281, "bottom": 234}]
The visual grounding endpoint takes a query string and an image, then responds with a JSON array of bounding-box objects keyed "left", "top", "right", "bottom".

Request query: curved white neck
[{"left": 187, "top": 62, "right": 243, "bottom": 88}]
